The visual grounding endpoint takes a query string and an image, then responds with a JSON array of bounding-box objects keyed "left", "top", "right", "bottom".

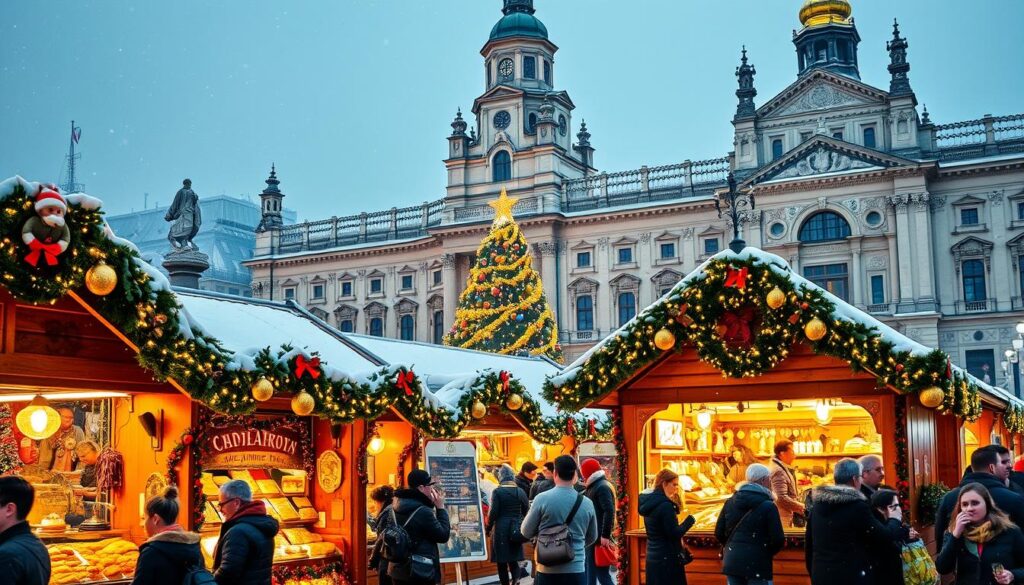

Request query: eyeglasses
[
  {"left": 887, "top": 503, "right": 901, "bottom": 510},
  {"left": 217, "top": 498, "right": 239, "bottom": 510}
]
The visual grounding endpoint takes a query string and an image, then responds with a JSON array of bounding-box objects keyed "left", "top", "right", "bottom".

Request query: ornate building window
[
  {"left": 309, "top": 307, "right": 328, "bottom": 322},
  {"left": 428, "top": 295, "right": 444, "bottom": 345},
  {"left": 569, "top": 278, "right": 598, "bottom": 332},
  {"left": 962, "top": 260, "right": 987, "bottom": 303},
  {"left": 952, "top": 195, "right": 987, "bottom": 233},
  {"left": 799, "top": 211, "right": 852, "bottom": 243},
  {"left": 400, "top": 315, "right": 415, "bottom": 341},
  {"left": 652, "top": 269, "right": 683, "bottom": 298},
  {"left": 367, "top": 270, "right": 385, "bottom": 297},
  {"left": 365, "top": 302, "right": 387, "bottom": 336},
  {"left": 543, "top": 60, "right": 551, "bottom": 85},
  {"left": 952, "top": 237, "right": 994, "bottom": 311},
  {"left": 863, "top": 126, "right": 876, "bottom": 148},
  {"left": 577, "top": 251, "right": 591, "bottom": 268},
  {"left": 334, "top": 305, "right": 357, "bottom": 333},
  {"left": 369, "top": 318, "right": 383, "bottom": 337},
  {"left": 283, "top": 287, "right": 296, "bottom": 300},
  {"left": 771, "top": 138, "right": 784, "bottom": 161},
  {"left": 523, "top": 56, "right": 536, "bottom": 79},
  {"left": 611, "top": 274, "right": 641, "bottom": 327},
  {"left": 659, "top": 243, "right": 676, "bottom": 260},
  {"left": 339, "top": 278, "right": 354, "bottom": 299},
  {"left": 493, "top": 151, "right": 512, "bottom": 182},
  {"left": 617, "top": 292, "right": 636, "bottom": 326},
  {"left": 804, "top": 263, "right": 849, "bottom": 301},
  {"left": 870, "top": 274, "right": 886, "bottom": 305}
]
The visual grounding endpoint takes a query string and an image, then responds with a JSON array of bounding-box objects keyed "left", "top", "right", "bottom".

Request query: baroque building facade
[{"left": 244, "top": 0, "right": 1024, "bottom": 391}]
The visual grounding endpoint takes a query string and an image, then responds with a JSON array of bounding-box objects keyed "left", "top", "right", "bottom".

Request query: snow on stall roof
[
  {"left": 554, "top": 246, "right": 1016, "bottom": 405},
  {"left": 173, "top": 291, "right": 377, "bottom": 373}
]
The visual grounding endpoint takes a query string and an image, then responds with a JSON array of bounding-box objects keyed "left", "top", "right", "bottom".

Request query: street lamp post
[{"left": 715, "top": 172, "right": 756, "bottom": 254}]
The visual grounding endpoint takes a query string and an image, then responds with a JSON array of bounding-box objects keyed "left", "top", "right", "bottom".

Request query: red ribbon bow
[
  {"left": 566, "top": 418, "right": 577, "bottom": 436},
  {"left": 588, "top": 419, "right": 597, "bottom": 436},
  {"left": 25, "top": 239, "right": 62, "bottom": 267},
  {"left": 724, "top": 267, "right": 748, "bottom": 289},
  {"left": 499, "top": 370, "right": 510, "bottom": 393},
  {"left": 396, "top": 370, "right": 416, "bottom": 396},
  {"left": 294, "top": 355, "right": 321, "bottom": 379},
  {"left": 719, "top": 306, "right": 757, "bottom": 347}
]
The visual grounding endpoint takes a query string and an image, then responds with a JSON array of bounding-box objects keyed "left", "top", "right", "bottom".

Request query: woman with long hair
[
  {"left": 868, "top": 489, "right": 919, "bottom": 585},
  {"left": 638, "top": 469, "right": 696, "bottom": 585},
  {"left": 369, "top": 484, "right": 397, "bottom": 585},
  {"left": 131, "top": 486, "right": 204, "bottom": 585},
  {"left": 487, "top": 464, "right": 529, "bottom": 585},
  {"left": 936, "top": 482, "right": 1024, "bottom": 585}
]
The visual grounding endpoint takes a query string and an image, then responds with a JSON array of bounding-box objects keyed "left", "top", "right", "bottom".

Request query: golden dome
[{"left": 799, "top": 0, "right": 852, "bottom": 27}]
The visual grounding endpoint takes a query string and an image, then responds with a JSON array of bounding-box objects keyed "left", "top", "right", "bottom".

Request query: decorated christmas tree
[
  {"left": 0, "top": 404, "right": 22, "bottom": 475},
  {"left": 444, "top": 188, "right": 562, "bottom": 362}
]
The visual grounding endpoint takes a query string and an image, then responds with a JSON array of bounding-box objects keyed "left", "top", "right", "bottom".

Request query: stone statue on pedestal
[{"left": 165, "top": 178, "right": 202, "bottom": 250}]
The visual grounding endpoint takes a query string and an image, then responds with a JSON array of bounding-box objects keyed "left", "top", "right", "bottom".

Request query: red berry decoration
[
  {"left": 182, "top": 434, "right": 194, "bottom": 445},
  {"left": 477, "top": 273, "right": 485, "bottom": 282},
  {"left": 491, "top": 287, "right": 500, "bottom": 296},
  {"left": 895, "top": 364, "right": 904, "bottom": 372},
  {"left": 194, "top": 479, "right": 203, "bottom": 488},
  {"left": 800, "top": 302, "right": 809, "bottom": 310}
]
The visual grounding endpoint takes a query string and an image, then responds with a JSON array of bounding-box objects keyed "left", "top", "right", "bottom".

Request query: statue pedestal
[{"left": 162, "top": 249, "right": 210, "bottom": 289}]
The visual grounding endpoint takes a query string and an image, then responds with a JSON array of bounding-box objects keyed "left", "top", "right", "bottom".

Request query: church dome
[
  {"left": 799, "top": 0, "right": 852, "bottom": 27},
  {"left": 489, "top": 0, "right": 548, "bottom": 41}
]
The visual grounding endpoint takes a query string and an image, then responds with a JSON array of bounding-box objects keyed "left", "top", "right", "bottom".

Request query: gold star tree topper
[{"left": 488, "top": 187, "right": 519, "bottom": 227}]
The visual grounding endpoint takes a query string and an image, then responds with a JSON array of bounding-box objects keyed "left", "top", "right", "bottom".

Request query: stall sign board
[
  {"left": 578, "top": 441, "right": 620, "bottom": 486},
  {"left": 424, "top": 440, "right": 488, "bottom": 563},
  {"left": 202, "top": 424, "right": 304, "bottom": 470}
]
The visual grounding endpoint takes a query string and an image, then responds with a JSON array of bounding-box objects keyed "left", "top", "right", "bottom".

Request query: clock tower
[{"left": 443, "top": 0, "right": 595, "bottom": 220}]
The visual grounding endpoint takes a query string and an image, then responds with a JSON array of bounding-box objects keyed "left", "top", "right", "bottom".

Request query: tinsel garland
[
  {"left": 166, "top": 410, "right": 314, "bottom": 530},
  {"left": 396, "top": 429, "right": 422, "bottom": 487},
  {"left": 546, "top": 255, "right": 991, "bottom": 421},
  {"left": 1006, "top": 404, "right": 1024, "bottom": 434},
  {"left": 894, "top": 396, "right": 911, "bottom": 513},
  {"left": 271, "top": 559, "right": 351, "bottom": 585},
  {"left": 611, "top": 408, "right": 629, "bottom": 585},
  {"left": 356, "top": 422, "right": 379, "bottom": 486}
]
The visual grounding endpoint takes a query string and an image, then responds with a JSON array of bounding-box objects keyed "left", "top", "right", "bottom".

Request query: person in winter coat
[
  {"left": 488, "top": 464, "right": 529, "bottom": 585},
  {"left": 804, "top": 458, "right": 901, "bottom": 585},
  {"left": 369, "top": 485, "right": 397, "bottom": 585},
  {"left": 867, "top": 489, "right": 920, "bottom": 585},
  {"left": 213, "top": 479, "right": 280, "bottom": 585},
  {"left": 515, "top": 462, "right": 538, "bottom": 496},
  {"left": 638, "top": 468, "right": 696, "bottom": 585},
  {"left": 715, "top": 464, "right": 785, "bottom": 585},
  {"left": 530, "top": 462, "right": 556, "bottom": 501},
  {"left": 581, "top": 458, "right": 615, "bottom": 585},
  {"left": 389, "top": 469, "right": 452, "bottom": 585},
  {"left": 936, "top": 447, "right": 1024, "bottom": 539},
  {"left": 0, "top": 476, "right": 49, "bottom": 585},
  {"left": 769, "top": 440, "right": 805, "bottom": 528},
  {"left": 936, "top": 482, "right": 1024, "bottom": 585},
  {"left": 132, "top": 486, "right": 204, "bottom": 585}
]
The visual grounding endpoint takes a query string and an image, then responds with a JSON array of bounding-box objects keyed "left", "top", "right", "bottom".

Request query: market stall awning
[{"left": 545, "top": 246, "right": 1024, "bottom": 433}]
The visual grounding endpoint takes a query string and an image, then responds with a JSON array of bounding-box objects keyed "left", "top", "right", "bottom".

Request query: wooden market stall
[{"left": 542, "top": 246, "right": 1021, "bottom": 585}]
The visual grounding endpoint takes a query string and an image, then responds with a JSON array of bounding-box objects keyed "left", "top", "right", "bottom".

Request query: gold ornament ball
[
  {"left": 654, "top": 328, "right": 676, "bottom": 351},
  {"left": 919, "top": 386, "right": 945, "bottom": 409},
  {"left": 766, "top": 287, "right": 786, "bottom": 310},
  {"left": 251, "top": 377, "right": 274, "bottom": 402},
  {"left": 471, "top": 400, "right": 487, "bottom": 419},
  {"left": 506, "top": 393, "right": 524, "bottom": 411},
  {"left": 291, "top": 391, "right": 316, "bottom": 416},
  {"left": 804, "top": 317, "right": 827, "bottom": 341},
  {"left": 85, "top": 262, "right": 118, "bottom": 296}
]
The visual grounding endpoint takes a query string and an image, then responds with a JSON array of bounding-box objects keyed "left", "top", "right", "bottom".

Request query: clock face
[
  {"left": 493, "top": 110, "right": 511, "bottom": 130},
  {"left": 498, "top": 58, "right": 514, "bottom": 80},
  {"left": 558, "top": 114, "right": 568, "bottom": 136}
]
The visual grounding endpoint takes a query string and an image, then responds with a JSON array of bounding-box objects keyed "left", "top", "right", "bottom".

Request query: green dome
[{"left": 489, "top": 12, "right": 548, "bottom": 41}]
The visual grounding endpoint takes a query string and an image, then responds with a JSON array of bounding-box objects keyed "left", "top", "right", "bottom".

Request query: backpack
[
  {"left": 182, "top": 565, "right": 217, "bottom": 585},
  {"left": 381, "top": 506, "right": 424, "bottom": 563},
  {"left": 535, "top": 493, "right": 584, "bottom": 567}
]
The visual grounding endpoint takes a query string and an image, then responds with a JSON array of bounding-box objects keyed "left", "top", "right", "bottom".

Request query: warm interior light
[
  {"left": 0, "top": 391, "right": 129, "bottom": 403},
  {"left": 695, "top": 409, "right": 713, "bottom": 430},
  {"left": 367, "top": 436, "right": 385, "bottom": 455},
  {"left": 815, "top": 401, "right": 833, "bottom": 425},
  {"left": 15, "top": 395, "right": 61, "bottom": 440}
]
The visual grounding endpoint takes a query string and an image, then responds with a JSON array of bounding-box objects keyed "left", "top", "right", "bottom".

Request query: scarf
[{"left": 965, "top": 520, "right": 997, "bottom": 545}]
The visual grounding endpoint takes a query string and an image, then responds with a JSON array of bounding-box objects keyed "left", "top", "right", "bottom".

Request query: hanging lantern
[
  {"left": 471, "top": 400, "right": 487, "bottom": 419},
  {"left": 291, "top": 391, "right": 316, "bottom": 416},
  {"left": 85, "top": 262, "right": 118, "bottom": 296},
  {"left": 367, "top": 436, "right": 385, "bottom": 455},
  {"left": 814, "top": 400, "right": 833, "bottom": 425},
  {"left": 766, "top": 287, "right": 786, "bottom": 310},
  {"left": 919, "top": 386, "right": 945, "bottom": 409},
  {"left": 15, "top": 395, "right": 61, "bottom": 440},
  {"left": 654, "top": 328, "right": 676, "bottom": 351},
  {"left": 506, "top": 393, "right": 524, "bottom": 411},
  {"left": 804, "top": 317, "right": 827, "bottom": 341},
  {"left": 251, "top": 377, "right": 274, "bottom": 401}
]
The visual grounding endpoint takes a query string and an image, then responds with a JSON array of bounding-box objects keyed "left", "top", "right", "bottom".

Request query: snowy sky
[{"left": 1, "top": 1, "right": 1021, "bottom": 220}]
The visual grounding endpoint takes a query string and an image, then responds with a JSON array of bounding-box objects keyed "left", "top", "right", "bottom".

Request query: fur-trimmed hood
[
  {"left": 810, "top": 484, "right": 867, "bottom": 518},
  {"left": 145, "top": 529, "right": 201, "bottom": 545}
]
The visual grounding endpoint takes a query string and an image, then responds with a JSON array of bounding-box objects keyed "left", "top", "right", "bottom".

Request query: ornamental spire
[
  {"left": 502, "top": 0, "right": 535, "bottom": 15},
  {"left": 451, "top": 108, "right": 468, "bottom": 136},
  {"left": 887, "top": 18, "right": 912, "bottom": 95},
  {"left": 734, "top": 45, "right": 757, "bottom": 121}
]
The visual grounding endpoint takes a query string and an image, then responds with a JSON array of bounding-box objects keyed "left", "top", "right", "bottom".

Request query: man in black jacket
[
  {"left": 805, "top": 458, "right": 901, "bottom": 585},
  {"left": 0, "top": 476, "right": 49, "bottom": 585},
  {"left": 530, "top": 462, "right": 555, "bottom": 501},
  {"left": 935, "top": 445, "right": 1024, "bottom": 537},
  {"left": 390, "top": 469, "right": 452, "bottom": 585},
  {"left": 213, "top": 479, "right": 279, "bottom": 585},
  {"left": 581, "top": 458, "right": 615, "bottom": 585},
  {"left": 515, "top": 462, "right": 538, "bottom": 496}
]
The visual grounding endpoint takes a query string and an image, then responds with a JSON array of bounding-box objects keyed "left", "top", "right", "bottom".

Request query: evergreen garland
[{"left": 0, "top": 404, "right": 22, "bottom": 475}]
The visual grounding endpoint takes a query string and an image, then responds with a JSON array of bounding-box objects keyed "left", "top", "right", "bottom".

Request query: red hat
[
  {"left": 580, "top": 458, "right": 602, "bottom": 481},
  {"left": 1014, "top": 458, "right": 1024, "bottom": 473},
  {"left": 35, "top": 186, "right": 66, "bottom": 212}
]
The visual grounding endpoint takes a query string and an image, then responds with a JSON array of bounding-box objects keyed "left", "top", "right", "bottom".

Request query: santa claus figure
[{"left": 21, "top": 185, "right": 71, "bottom": 266}]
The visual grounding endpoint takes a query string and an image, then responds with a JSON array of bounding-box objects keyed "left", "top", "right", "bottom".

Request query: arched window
[
  {"left": 837, "top": 41, "right": 849, "bottom": 62},
  {"left": 433, "top": 311, "right": 444, "bottom": 345},
  {"left": 576, "top": 295, "right": 593, "bottom": 331},
  {"left": 340, "top": 320, "right": 354, "bottom": 333},
  {"left": 815, "top": 40, "right": 828, "bottom": 62},
  {"left": 962, "top": 260, "right": 987, "bottom": 303},
  {"left": 493, "top": 151, "right": 512, "bottom": 182},
  {"left": 369, "top": 317, "right": 383, "bottom": 337},
  {"left": 523, "top": 56, "right": 536, "bottom": 79},
  {"left": 863, "top": 127, "right": 876, "bottom": 148},
  {"left": 543, "top": 61, "right": 551, "bottom": 85},
  {"left": 400, "top": 315, "right": 415, "bottom": 341},
  {"left": 799, "top": 211, "right": 852, "bottom": 243},
  {"left": 771, "top": 139, "right": 784, "bottom": 161},
  {"left": 528, "top": 113, "right": 537, "bottom": 134},
  {"left": 617, "top": 292, "right": 636, "bottom": 326}
]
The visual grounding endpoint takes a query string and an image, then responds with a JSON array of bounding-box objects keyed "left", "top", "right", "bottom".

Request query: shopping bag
[
  {"left": 901, "top": 540, "right": 939, "bottom": 585},
  {"left": 594, "top": 543, "right": 617, "bottom": 567}
]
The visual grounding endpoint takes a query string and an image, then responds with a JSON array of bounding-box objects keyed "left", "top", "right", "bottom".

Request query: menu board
[
  {"left": 424, "top": 440, "right": 488, "bottom": 563},
  {"left": 579, "top": 441, "right": 620, "bottom": 486},
  {"left": 201, "top": 424, "right": 305, "bottom": 470}
]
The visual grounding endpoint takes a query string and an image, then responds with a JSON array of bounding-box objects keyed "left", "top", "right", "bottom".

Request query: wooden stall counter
[{"left": 626, "top": 530, "right": 811, "bottom": 585}]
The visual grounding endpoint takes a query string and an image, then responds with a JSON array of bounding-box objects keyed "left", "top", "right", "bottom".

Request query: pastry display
[
  {"left": 38, "top": 513, "right": 67, "bottom": 533},
  {"left": 298, "top": 507, "right": 319, "bottom": 521},
  {"left": 203, "top": 502, "right": 223, "bottom": 525},
  {"left": 268, "top": 497, "right": 300, "bottom": 521},
  {"left": 260, "top": 499, "right": 282, "bottom": 521},
  {"left": 291, "top": 496, "right": 314, "bottom": 509},
  {"left": 282, "top": 527, "right": 323, "bottom": 545},
  {"left": 281, "top": 475, "right": 306, "bottom": 495},
  {"left": 257, "top": 479, "right": 282, "bottom": 495},
  {"left": 305, "top": 541, "right": 337, "bottom": 557},
  {"left": 47, "top": 538, "right": 139, "bottom": 584}
]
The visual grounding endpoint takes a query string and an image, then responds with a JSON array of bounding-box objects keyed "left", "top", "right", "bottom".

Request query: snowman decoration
[{"left": 21, "top": 186, "right": 71, "bottom": 267}]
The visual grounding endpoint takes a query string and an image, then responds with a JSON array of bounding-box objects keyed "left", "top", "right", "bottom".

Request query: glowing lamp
[
  {"left": 1016, "top": 322, "right": 1024, "bottom": 336},
  {"left": 814, "top": 401, "right": 833, "bottom": 425},
  {"left": 695, "top": 408, "right": 713, "bottom": 430},
  {"left": 16, "top": 395, "right": 61, "bottom": 440},
  {"left": 367, "top": 436, "right": 385, "bottom": 455}
]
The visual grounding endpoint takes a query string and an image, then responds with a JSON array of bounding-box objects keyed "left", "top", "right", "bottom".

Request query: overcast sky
[{"left": 1, "top": 1, "right": 1021, "bottom": 220}]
